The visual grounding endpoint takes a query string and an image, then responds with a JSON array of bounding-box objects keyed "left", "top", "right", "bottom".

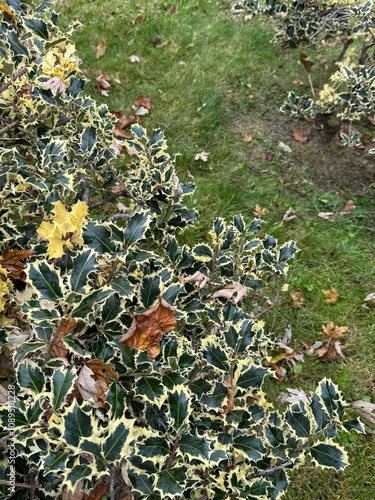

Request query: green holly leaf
[
  {"left": 236, "top": 365, "right": 269, "bottom": 390},
  {"left": 310, "top": 442, "right": 349, "bottom": 470},
  {"left": 28, "top": 261, "right": 63, "bottom": 302},
  {"left": 102, "top": 421, "right": 131, "bottom": 462},
  {"left": 136, "top": 377, "right": 165, "bottom": 405},
  {"left": 128, "top": 470, "right": 154, "bottom": 495},
  {"left": 169, "top": 389, "right": 189, "bottom": 430},
  {"left": 137, "top": 436, "right": 170, "bottom": 460},
  {"left": 69, "top": 249, "right": 97, "bottom": 294},
  {"left": 18, "top": 360, "right": 45, "bottom": 394},
  {"left": 124, "top": 210, "right": 151, "bottom": 247},
  {"left": 232, "top": 433, "right": 266, "bottom": 461},
  {"left": 285, "top": 402, "right": 312, "bottom": 438},
  {"left": 179, "top": 433, "right": 210, "bottom": 462},
  {"left": 156, "top": 467, "right": 187, "bottom": 496},
  {"left": 202, "top": 340, "right": 230, "bottom": 372},
  {"left": 106, "top": 381, "right": 126, "bottom": 419},
  {"left": 51, "top": 368, "right": 77, "bottom": 411},
  {"left": 61, "top": 403, "right": 94, "bottom": 447}
]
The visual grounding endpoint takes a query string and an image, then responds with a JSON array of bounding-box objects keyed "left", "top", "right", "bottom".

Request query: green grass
[{"left": 58, "top": 0, "right": 375, "bottom": 497}]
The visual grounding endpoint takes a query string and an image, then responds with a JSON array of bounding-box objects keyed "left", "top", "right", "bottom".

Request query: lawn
[{"left": 58, "top": 0, "right": 375, "bottom": 497}]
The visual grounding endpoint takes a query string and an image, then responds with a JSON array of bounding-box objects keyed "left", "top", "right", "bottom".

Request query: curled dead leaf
[
  {"left": 77, "top": 359, "right": 118, "bottom": 408},
  {"left": 119, "top": 298, "right": 177, "bottom": 359},
  {"left": 340, "top": 200, "right": 356, "bottom": 215},
  {"left": 0, "top": 248, "right": 34, "bottom": 281},
  {"left": 95, "top": 41, "right": 106, "bottom": 58},
  {"left": 352, "top": 401, "right": 375, "bottom": 425},
  {"left": 279, "top": 388, "right": 309, "bottom": 404},
  {"left": 212, "top": 282, "right": 247, "bottom": 304},
  {"left": 299, "top": 53, "right": 314, "bottom": 73},
  {"left": 51, "top": 318, "right": 77, "bottom": 358}
]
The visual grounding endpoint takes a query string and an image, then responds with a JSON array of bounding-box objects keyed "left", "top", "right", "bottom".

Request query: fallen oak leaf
[
  {"left": 322, "top": 321, "right": 348, "bottom": 339},
  {"left": 322, "top": 287, "right": 339, "bottom": 304},
  {"left": 253, "top": 204, "right": 267, "bottom": 217},
  {"left": 265, "top": 151, "right": 275, "bottom": 161},
  {"left": 194, "top": 151, "right": 209, "bottom": 161},
  {"left": 290, "top": 291, "right": 304, "bottom": 308},
  {"left": 51, "top": 317, "right": 78, "bottom": 359},
  {"left": 119, "top": 297, "right": 177, "bottom": 359},
  {"left": 242, "top": 134, "right": 252, "bottom": 143},
  {"left": 212, "top": 282, "right": 247, "bottom": 304}
]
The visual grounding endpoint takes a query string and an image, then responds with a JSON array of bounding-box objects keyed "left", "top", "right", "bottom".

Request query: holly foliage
[
  {"left": 0, "top": 1, "right": 365, "bottom": 498},
  {"left": 233, "top": 0, "right": 375, "bottom": 148}
]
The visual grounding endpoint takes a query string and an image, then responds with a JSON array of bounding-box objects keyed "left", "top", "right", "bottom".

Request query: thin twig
[
  {"left": 0, "top": 68, "right": 28, "bottom": 94},
  {"left": 253, "top": 282, "right": 281, "bottom": 321},
  {"left": 0, "top": 120, "right": 20, "bottom": 136},
  {"left": 78, "top": 173, "right": 90, "bottom": 204},
  {"left": 89, "top": 189, "right": 133, "bottom": 210},
  {"left": 245, "top": 459, "right": 294, "bottom": 480},
  {"left": 165, "top": 434, "right": 181, "bottom": 470},
  {"left": 104, "top": 213, "right": 133, "bottom": 222}
]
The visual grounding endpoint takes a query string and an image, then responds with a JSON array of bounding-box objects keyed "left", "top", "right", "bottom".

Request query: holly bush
[
  {"left": 0, "top": 1, "right": 365, "bottom": 498},
  {"left": 233, "top": 0, "right": 375, "bottom": 148}
]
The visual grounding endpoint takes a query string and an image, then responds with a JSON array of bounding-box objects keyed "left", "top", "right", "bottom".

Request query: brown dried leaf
[
  {"left": 51, "top": 318, "right": 77, "bottom": 358},
  {"left": 96, "top": 71, "right": 110, "bottom": 89},
  {"left": 222, "top": 376, "right": 235, "bottom": 413},
  {"left": 253, "top": 204, "right": 267, "bottom": 217},
  {"left": 293, "top": 130, "right": 308, "bottom": 143},
  {"left": 95, "top": 41, "right": 106, "bottom": 58},
  {"left": 299, "top": 53, "right": 314, "bottom": 73},
  {"left": 212, "top": 282, "right": 247, "bottom": 304},
  {"left": 352, "top": 401, "right": 375, "bottom": 425},
  {"left": 77, "top": 359, "right": 117, "bottom": 408},
  {"left": 340, "top": 200, "right": 356, "bottom": 215},
  {"left": 119, "top": 298, "right": 177, "bottom": 359},
  {"left": 0, "top": 249, "right": 34, "bottom": 281},
  {"left": 290, "top": 291, "right": 304, "bottom": 309},
  {"left": 82, "top": 480, "right": 109, "bottom": 500},
  {"left": 242, "top": 134, "right": 252, "bottom": 143},
  {"left": 363, "top": 292, "right": 375, "bottom": 303},
  {"left": 265, "top": 151, "right": 275, "bottom": 161},
  {"left": 322, "top": 321, "right": 348, "bottom": 339},
  {"left": 266, "top": 361, "right": 286, "bottom": 384},
  {"left": 134, "top": 96, "right": 152, "bottom": 110},
  {"left": 322, "top": 288, "right": 339, "bottom": 304},
  {"left": 292, "top": 79, "right": 303, "bottom": 85}
]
